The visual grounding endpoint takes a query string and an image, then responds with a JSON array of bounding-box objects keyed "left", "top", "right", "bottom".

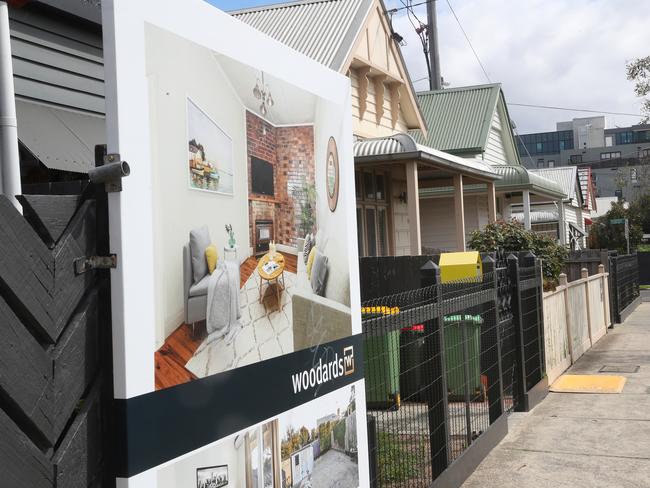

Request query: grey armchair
[{"left": 183, "top": 243, "right": 209, "bottom": 327}]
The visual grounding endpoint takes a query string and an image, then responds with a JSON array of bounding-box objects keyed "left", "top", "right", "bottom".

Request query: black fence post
[
  {"left": 522, "top": 251, "right": 544, "bottom": 386},
  {"left": 420, "top": 260, "right": 449, "bottom": 480},
  {"left": 507, "top": 254, "right": 526, "bottom": 410},
  {"left": 367, "top": 414, "right": 378, "bottom": 488},
  {"left": 482, "top": 255, "right": 504, "bottom": 424}
]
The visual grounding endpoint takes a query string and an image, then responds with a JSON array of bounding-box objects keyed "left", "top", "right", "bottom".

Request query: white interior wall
[
  {"left": 146, "top": 25, "right": 250, "bottom": 344},
  {"left": 157, "top": 436, "right": 245, "bottom": 488},
  {"left": 313, "top": 97, "right": 351, "bottom": 304}
]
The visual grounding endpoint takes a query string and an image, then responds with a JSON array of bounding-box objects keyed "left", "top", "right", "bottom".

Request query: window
[
  {"left": 548, "top": 160, "right": 555, "bottom": 168},
  {"left": 605, "top": 135, "right": 613, "bottom": 147},
  {"left": 537, "top": 158, "right": 545, "bottom": 168},
  {"left": 615, "top": 131, "right": 634, "bottom": 145},
  {"left": 536, "top": 142, "right": 543, "bottom": 153},
  {"left": 643, "top": 149, "right": 650, "bottom": 158},
  {"left": 356, "top": 170, "right": 391, "bottom": 257},
  {"left": 631, "top": 168, "right": 638, "bottom": 183},
  {"left": 570, "top": 154, "right": 582, "bottom": 164},
  {"left": 600, "top": 151, "right": 621, "bottom": 160}
]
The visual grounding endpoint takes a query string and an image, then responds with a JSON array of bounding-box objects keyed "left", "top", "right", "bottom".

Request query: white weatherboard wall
[
  {"left": 543, "top": 270, "right": 611, "bottom": 384},
  {"left": 483, "top": 108, "right": 507, "bottom": 166},
  {"left": 145, "top": 25, "right": 250, "bottom": 345},
  {"left": 419, "top": 195, "right": 488, "bottom": 251}
]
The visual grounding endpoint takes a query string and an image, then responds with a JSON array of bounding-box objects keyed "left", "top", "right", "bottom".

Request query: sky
[{"left": 206, "top": 0, "right": 650, "bottom": 134}]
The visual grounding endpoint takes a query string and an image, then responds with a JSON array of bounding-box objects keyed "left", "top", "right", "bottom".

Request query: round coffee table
[{"left": 257, "top": 251, "right": 286, "bottom": 309}]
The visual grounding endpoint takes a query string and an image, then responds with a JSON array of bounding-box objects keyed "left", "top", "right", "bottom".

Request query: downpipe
[{"left": 0, "top": 0, "right": 22, "bottom": 211}]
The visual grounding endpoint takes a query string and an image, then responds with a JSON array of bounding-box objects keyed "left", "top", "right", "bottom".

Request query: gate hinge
[{"left": 74, "top": 254, "right": 117, "bottom": 275}]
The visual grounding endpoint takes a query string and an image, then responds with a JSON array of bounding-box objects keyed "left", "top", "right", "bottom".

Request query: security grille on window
[{"left": 600, "top": 151, "right": 621, "bottom": 160}]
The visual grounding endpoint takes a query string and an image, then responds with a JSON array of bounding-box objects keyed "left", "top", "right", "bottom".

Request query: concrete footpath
[{"left": 462, "top": 303, "right": 650, "bottom": 488}]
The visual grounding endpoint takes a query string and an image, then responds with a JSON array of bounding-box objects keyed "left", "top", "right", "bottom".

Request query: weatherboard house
[{"left": 235, "top": 0, "right": 568, "bottom": 254}]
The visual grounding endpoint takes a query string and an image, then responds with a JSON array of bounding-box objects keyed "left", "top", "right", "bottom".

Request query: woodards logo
[{"left": 291, "top": 346, "right": 355, "bottom": 394}]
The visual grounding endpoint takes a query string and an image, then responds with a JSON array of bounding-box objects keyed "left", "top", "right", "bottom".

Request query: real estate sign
[{"left": 101, "top": 1, "right": 367, "bottom": 486}]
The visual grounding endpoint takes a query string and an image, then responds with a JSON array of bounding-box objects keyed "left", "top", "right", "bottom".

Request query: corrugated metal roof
[
  {"left": 410, "top": 84, "right": 501, "bottom": 153},
  {"left": 232, "top": 0, "right": 372, "bottom": 71},
  {"left": 530, "top": 167, "right": 578, "bottom": 201},
  {"left": 493, "top": 165, "right": 566, "bottom": 199},
  {"left": 353, "top": 134, "right": 500, "bottom": 180}
]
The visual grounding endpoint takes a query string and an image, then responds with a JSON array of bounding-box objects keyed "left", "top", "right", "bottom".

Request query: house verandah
[
  {"left": 354, "top": 134, "right": 501, "bottom": 256},
  {"left": 354, "top": 136, "right": 569, "bottom": 256}
]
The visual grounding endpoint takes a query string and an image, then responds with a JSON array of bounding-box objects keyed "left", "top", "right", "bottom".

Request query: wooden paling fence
[
  {"left": 543, "top": 267, "right": 611, "bottom": 385},
  {"left": 0, "top": 186, "right": 112, "bottom": 487}
]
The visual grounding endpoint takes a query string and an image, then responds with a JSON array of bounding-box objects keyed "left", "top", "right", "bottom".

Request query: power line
[
  {"left": 444, "top": 0, "right": 491, "bottom": 83},
  {"left": 387, "top": 0, "right": 432, "bottom": 13},
  {"left": 508, "top": 102, "right": 645, "bottom": 118}
]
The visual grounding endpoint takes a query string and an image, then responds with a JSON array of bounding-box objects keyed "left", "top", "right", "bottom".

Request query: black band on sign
[{"left": 114, "top": 333, "right": 364, "bottom": 478}]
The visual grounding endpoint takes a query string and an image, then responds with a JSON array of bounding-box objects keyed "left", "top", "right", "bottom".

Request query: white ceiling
[{"left": 215, "top": 53, "right": 317, "bottom": 126}]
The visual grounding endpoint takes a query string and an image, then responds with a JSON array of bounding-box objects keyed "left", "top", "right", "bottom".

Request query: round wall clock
[{"left": 326, "top": 136, "right": 340, "bottom": 212}]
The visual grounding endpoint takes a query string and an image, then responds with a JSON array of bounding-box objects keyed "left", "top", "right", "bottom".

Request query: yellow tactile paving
[{"left": 549, "top": 374, "right": 627, "bottom": 394}]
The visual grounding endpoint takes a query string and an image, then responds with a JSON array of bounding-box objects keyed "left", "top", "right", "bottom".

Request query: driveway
[{"left": 309, "top": 449, "right": 358, "bottom": 488}]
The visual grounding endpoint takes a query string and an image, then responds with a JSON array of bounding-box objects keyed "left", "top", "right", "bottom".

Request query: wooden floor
[{"left": 155, "top": 252, "right": 298, "bottom": 390}]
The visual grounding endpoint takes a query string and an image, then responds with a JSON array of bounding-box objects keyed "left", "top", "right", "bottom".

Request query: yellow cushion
[
  {"left": 306, "top": 246, "right": 317, "bottom": 279},
  {"left": 205, "top": 245, "right": 218, "bottom": 274}
]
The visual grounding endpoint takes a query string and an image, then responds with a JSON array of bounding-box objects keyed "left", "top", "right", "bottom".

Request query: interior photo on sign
[
  {"left": 157, "top": 384, "right": 359, "bottom": 488},
  {"left": 146, "top": 24, "right": 353, "bottom": 390}
]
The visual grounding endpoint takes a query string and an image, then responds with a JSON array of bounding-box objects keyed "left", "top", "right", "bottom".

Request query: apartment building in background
[{"left": 516, "top": 116, "right": 650, "bottom": 202}]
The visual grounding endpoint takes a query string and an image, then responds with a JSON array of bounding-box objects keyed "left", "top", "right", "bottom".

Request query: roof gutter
[{"left": 355, "top": 150, "right": 501, "bottom": 180}]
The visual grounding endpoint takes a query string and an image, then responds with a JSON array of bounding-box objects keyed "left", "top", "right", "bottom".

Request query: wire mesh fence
[
  {"left": 610, "top": 253, "right": 640, "bottom": 323},
  {"left": 362, "top": 253, "right": 544, "bottom": 487}
]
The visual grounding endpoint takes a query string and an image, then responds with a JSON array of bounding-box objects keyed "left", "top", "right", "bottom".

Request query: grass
[
  {"left": 376, "top": 432, "right": 428, "bottom": 484},
  {"left": 640, "top": 285, "right": 650, "bottom": 290},
  {"left": 637, "top": 244, "right": 650, "bottom": 252}
]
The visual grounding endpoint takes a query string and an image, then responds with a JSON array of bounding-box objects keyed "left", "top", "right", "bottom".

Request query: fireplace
[{"left": 255, "top": 220, "right": 273, "bottom": 255}]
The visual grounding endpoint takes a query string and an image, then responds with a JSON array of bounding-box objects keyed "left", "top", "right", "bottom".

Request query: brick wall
[
  {"left": 276, "top": 125, "right": 315, "bottom": 247},
  {"left": 246, "top": 111, "right": 315, "bottom": 251}
]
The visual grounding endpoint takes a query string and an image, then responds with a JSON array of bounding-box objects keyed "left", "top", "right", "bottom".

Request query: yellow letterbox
[{"left": 439, "top": 251, "right": 483, "bottom": 283}]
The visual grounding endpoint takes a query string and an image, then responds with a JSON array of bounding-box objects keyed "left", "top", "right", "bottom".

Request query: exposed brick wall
[
  {"left": 246, "top": 111, "right": 315, "bottom": 251},
  {"left": 276, "top": 125, "right": 315, "bottom": 247}
]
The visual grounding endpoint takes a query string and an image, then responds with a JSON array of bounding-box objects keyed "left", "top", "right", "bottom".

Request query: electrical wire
[
  {"left": 444, "top": 0, "right": 491, "bottom": 83},
  {"left": 508, "top": 103, "right": 645, "bottom": 118}
]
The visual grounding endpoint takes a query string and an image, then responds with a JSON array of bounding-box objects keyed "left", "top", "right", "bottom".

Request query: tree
[
  {"left": 468, "top": 220, "right": 567, "bottom": 286},
  {"left": 588, "top": 201, "right": 643, "bottom": 253},
  {"left": 627, "top": 56, "right": 650, "bottom": 123}
]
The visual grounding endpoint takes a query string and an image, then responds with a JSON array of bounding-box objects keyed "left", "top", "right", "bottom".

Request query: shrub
[{"left": 468, "top": 220, "right": 567, "bottom": 285}]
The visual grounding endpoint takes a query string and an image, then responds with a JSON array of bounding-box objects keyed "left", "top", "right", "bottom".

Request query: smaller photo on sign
[{"left": 157, "top": 384, "right": 359, "bottom": 488}]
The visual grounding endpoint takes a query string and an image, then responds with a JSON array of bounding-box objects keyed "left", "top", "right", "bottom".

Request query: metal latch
[{"left": 74, "top": 254, "right": 117, "bottom": 275}]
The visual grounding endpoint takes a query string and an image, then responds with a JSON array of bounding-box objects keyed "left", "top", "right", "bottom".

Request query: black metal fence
[
  {"left": 362, "top": 252, "right": 545, "bottom": 488},
  {"left": 609, "top": 253, "right": 640, "bottom": 323}
]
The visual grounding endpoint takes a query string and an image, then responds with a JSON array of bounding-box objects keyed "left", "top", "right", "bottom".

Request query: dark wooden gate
[{"left": 0, "top": 183, "right": 112, "bottom": 487}]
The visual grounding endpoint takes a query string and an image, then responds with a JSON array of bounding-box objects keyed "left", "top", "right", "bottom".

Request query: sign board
[
  {"left": 609, "top": 218, "right": 626, "bottom": 225},
  {"left": 101, "top": 1, "right": 366, "bottom": 486}
]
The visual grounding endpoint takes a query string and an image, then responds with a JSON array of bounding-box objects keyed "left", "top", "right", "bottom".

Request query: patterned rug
[{"left": 185, "top": 268, "right": 296, "bottom": 378}]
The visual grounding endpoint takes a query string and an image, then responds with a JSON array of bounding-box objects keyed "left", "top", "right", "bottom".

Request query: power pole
[{"left": 427, "top": 0, "right": 442, "bottom": 90}]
